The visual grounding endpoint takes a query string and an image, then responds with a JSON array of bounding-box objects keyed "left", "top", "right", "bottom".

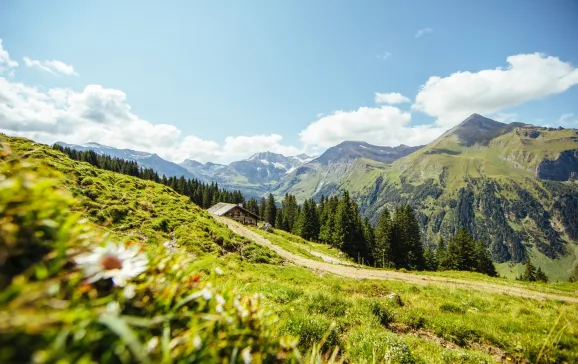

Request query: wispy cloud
[
  {"left": 23, "top": 56, "right": 78, "bottom": 76},
  {"left": 0, "top": 39, "right": 18, "bottom": 77},
  {"left": 415, "top": 27, "right": 433, "bottom": 38},
  {"left": 376, "top": 52, "right": 392, "bottom": 60},
  {"left": 374, "top": 92, "right": 411, "bottom": 105}
]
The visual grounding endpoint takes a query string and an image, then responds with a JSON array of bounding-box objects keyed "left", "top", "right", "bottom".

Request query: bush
[
  {"left": 369, "top": 299, "right": 394, "bottom": 327},
  {"left": 346, "top": 327, "right": 417, "bottom": 363},
  {"left": 402, "top": 311, "right": 427, "bottom": 330},
  {"left": 307, "top": 293, "right": 350, "bottom": 317},
  {"left": 282, "top": 312, "right": 341, "bottom": 351}
]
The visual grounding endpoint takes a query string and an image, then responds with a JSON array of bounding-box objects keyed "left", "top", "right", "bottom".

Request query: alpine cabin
[{"left": 207, "top": 202, "right": 259, "bottom": 226}]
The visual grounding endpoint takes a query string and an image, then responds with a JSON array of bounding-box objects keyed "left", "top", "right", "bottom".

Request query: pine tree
[
  {"left": 246, "top": 197, "right": 260, "bottom": 218},
  {"left": 404, "top": 205, "right": 425, "bottom": 270},
  {"left": 535, "top": 267, "right": 549, "bottom": 283},
  {"left": 436, "top": 236, "right": 447, "bottom": 269},
  {"left": 523, "top": 259, "right": 536, "bottom": 282},
  {"left": 374, "top": 209, "right": 394, "bottom": 268},
  {"left": 265, "top": 193, "right": 277, "bottom": 227},
  {"left": 424, "top": 248, "right": 439, "bottom": 271},
  {"left": 362, "top": 217, "right": 375, "bottom": 264},
  {"left": 259, "top": 197, "right": 267, "bottom": 220},
  {"left": 474, "top": 240, "right": 497, "bottom": 277}
]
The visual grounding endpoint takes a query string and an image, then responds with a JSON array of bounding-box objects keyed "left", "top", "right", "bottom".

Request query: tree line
[
  {"left": 52, "top": 145, "right": 244, "bottom": 208},
  {"left": 246, "top": 192, "right": 498, "bottom": 276}
]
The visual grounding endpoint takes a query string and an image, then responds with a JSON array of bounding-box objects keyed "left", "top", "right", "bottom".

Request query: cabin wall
[{"left": 225, "top": 206, "right": 257, "bottom": 226}]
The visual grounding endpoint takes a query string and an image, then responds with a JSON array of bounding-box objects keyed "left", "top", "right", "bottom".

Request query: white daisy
[
  {"left": 193, "top": 335, "right": 202, "bottom": 350},
  {"left": 241, "top": 347, "right": 252, "bottom": 364},
  {"left": 75, "top": 242, "right": 148, "bottom": 287}
]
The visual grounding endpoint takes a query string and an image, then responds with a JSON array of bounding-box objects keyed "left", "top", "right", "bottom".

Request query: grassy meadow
[{"left": 1, "top": 135, "right": 577, "bottom": 363}]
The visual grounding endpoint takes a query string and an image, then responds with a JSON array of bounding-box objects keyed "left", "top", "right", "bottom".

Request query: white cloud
[
  {"left": 491, "top": 112, "right": 517, "bottom": 123},
  {"left": 413, "top": 53, "right": 578, "bottom": 127},
  {"left": 23, "top": 56, "right": 78, "bottom": 76},
  {"left": 299, "top": 105, "right": 444, "bottom": 151},
  {"left": 415, "top": 28, "right": 432, "bottom": 38},
  {"left": 0, "top": 77, "right": 299, "bottom": 163},
  {"left": 374, "top": 92, "right": 411, "bottom": 105},
  {"left": 0, "top": 39, "right": 18, "bottom": 77},
  {"left": 376, "top": 52, "right": 392, "bottom": 60}
]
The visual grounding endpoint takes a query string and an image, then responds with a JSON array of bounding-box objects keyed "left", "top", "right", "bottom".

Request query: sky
[{"left": 0, "top": 0, "right": 577, "bottom": 164}]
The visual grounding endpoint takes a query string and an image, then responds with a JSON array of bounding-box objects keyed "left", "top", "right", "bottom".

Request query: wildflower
[
  {"left": 216, "top": 295, "right": 225, "bottom": 305},
  {"left": 147, "top": 337, "right": 159, "bottom": 353},
  {"left": 241, "top": 347, "right": 252, "bottom": 364},
  {"left": 123, "top": 284, "right": 136, "bottom": 299},
  {"left": 214, "top": 266, "right": 224, "bottom": 275},
  {"left": 75, "top": 242, "right": 148, "bottom": 287},
  {"left": 202, "top": 287, "right": 213, "bottom": 301},
  {"left": 193, "top": 335, "right": 202, "bottom": 350},
  {"left": 216, "top": 305, "right": 224, "bottom": 313},
  {"left": 105, "top": 301, "right": 121, "bottom": 315}
]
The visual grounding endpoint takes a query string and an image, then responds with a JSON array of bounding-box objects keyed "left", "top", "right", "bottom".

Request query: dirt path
[
  {"left": 216, "top": 216, "right": 578, "bottom": 304},
  {"left": 308, "top": 250, "right": 356, "bottom": 266}
]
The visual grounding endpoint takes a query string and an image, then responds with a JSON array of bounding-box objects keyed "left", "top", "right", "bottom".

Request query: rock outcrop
[{"left": 536, "top": 150, "right": 578, "bottom": 181}]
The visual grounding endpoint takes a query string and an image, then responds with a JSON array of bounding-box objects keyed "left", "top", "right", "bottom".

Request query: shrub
[
  {"left": 345, "top": 327, "right": 417, "bottom": 363},
  {"left": 307, "top": 293, "right": 350, "bottom": 317},
  {"left": 402, "top": 311, "right": 427, "bottom": 330},
  {"left": 369, "top": 299, "right": 394, "bottom": 327},
  {"left": 282, "top": 312, "right": 341, "bottom": 351}
]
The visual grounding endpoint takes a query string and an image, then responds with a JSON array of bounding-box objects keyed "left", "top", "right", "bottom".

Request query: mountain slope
[
  {"left": 56, "top": 141, "right": 195, "bottom": 180},
  {"left": 273, "top": 141, "right": 421, "bottom": 201},
  {"left": 356, "top": 114, "right": 578, "bottom": 280}
]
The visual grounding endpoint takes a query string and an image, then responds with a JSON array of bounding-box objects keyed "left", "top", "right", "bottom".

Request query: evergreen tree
[
  {"left": 474, "top": 240, "right": 497, "bottom": 277},
  {"left": 318, "top": 196, "right": 338, "bottom": 245},
  {"left": 362, "top": 217, "right": 375, "bottom": 264},
  {"left": 535, "top": 267, "right": 549, "bottom": 283},
  {"left": 265, "top": 193, "right": 277, "bottom": 227},
  {"left": 275, "top": 208, "right": 286, "bottom": 230},
  {"left": 374, "top": 209, "right": 394, "bottom": 268},
  {"left": 403, "top": 205, "right": 426, "bottom": 270},
  {"left": 424, "top": 248, "right": 439, "bottom": 271},
  {"left": 436, "top": 237, "right": 448, "bottom": 269},
  {"left": 523, "top": 259, "right": 536, "bottom": 282},
  {"left": 246, "top": 197, "right": 260, "bottom": 218},
  {"left": 281, "top": 194, "right": 299, "bottom": 232},
  {"left": 259, "top": 197, "right": 267, "bottom": 220}
]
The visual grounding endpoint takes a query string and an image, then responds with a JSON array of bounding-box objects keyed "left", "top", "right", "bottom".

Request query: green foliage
[
  {"left": 0, "top": 146, "right": 80, "bottom": 288},
  {"left": 53, "top": 144, "right": 245, "bottom": 209},
  {"left": 0, "top": 144, "right": 301, "bottom": 363},
  {"left": 440, "top": 228, "right": 497, "bottom": 276},
  {"left": 368, "top": 299, "right": 394, "bottom": 327},
  {"left": 307, "top": 293, "right": 350, "bottom": 317},
  {"left": 519, "top": 259, "right": 549, "bottom": 283},
  {"left": 265, "top": 193, "right": 277, "bottom": 226}
]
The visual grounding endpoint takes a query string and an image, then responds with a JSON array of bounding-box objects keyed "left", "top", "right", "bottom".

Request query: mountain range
[{"left": 57, "top": 113, "right": 578, "bottom": 280}]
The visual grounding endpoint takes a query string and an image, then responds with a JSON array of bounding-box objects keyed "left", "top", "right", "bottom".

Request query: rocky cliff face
[{"left": 536, "top": 150, "right": 578, "bottom": 181}]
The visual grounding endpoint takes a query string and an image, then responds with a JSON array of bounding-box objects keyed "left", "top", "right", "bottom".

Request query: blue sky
[{"left": 0, "top": 0, "right": 577, "bottom": 163}]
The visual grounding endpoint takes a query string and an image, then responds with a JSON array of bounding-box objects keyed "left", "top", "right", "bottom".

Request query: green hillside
[
  {"left": 273, "top": 157, "right": 391, "bottom": 202},
  {"left": 2, "top": 135, "right": 578, "bottom": 363},
  {"left": 356, "top": 118, "right": 578, "bottom": 281}
]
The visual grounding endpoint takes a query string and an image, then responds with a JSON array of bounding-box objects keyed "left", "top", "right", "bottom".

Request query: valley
[
  {"left": 58, "top": 114, "right": 578, "bottom": 281},
  {"left": 2, "top": 134, "right": 578, "bottom": 363}
]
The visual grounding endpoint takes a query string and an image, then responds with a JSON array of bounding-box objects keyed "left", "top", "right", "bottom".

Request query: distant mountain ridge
[{"left": 55, "top": 142, "right": 195, "bottom": 180}]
